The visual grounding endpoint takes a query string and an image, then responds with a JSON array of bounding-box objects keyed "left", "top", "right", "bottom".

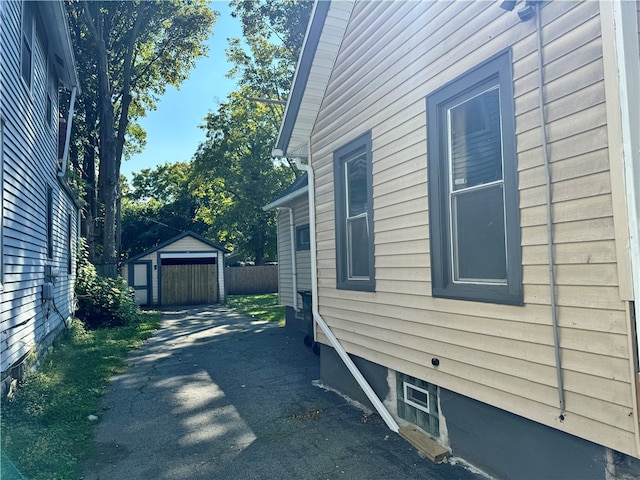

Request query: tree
[
  {"left": 66, "top": 1, "right": 217, "bottom": 277},
  {"left": 121, "top": 163, "right": 208, "bottom": 258},
  {"left": 187, "top": 1, "right": 312, "bottom": 263},
  {"left": 191, "top": 88, "right": 295, "bottom": 264}
]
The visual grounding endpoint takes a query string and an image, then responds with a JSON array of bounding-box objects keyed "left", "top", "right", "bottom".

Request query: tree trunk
[{"left": 86, "top": 2, "right": 118, "bottom": 277}]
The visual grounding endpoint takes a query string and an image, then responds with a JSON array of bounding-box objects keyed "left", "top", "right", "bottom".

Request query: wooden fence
[{"left": 225, "top": 265, "right": 278, "bottom": 295}]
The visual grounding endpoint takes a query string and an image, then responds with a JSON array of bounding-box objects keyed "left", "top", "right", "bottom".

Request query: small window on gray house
[
  {"left": 427, "top": 50, "right": 522, "bottom": 305},
  {"left": 21, "top": 2, "right": 35, "bottom": 89},
  {"left": 46, "top": 65, "right": 57, "bottom": 128},
  {"left": 334, "top": 131, "right": 375, "bottom": 292},
  {"left": 47, "top": 185, "right": 53, "bottom": 259},
  {"left": 67, "top": 213, "right": 73, "bottom": 274},
  {"left": 296, "top": 224, "right": 310, "bottom": 251}
]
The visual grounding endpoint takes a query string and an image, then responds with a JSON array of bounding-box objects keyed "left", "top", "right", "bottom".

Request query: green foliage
[
  {"left": 192, "top": 88, "right": 297, "bottom": 263},
  {"left": 226, "top": 293, "right": 285, "bottom": 325},
  {"left": 121, "top": 162, "right": 208, "bottom": 258},
  {"left": 1, "top": 312, "right": 161, "bottom": 480},
  {"left": 65, "top": 1, "right": 217, "bottom": 272},
  {"left": 75, "top": 240, "right": 139, "bottom": 328}
]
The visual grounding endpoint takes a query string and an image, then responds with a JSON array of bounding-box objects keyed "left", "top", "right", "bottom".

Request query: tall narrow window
[
  {"left": 21, "top": 2, "right": 34, "bottom": 89},
  {"left": 46, "top": 64, "right": 57, "bottom": 128},
  {"left": 47, "top": 185, "right": 53, "bottom": 259},
  {"left": 427, "top": 50, "right": 522, "bottom": 305},
  {"left": 67, "top": 214, "right": 73, "bottom": 274},
  {"left": 1, "top": 120, "right": 4, "bottom": 288},
  {"left": 334, "top": 131, "right": 375, "bottom": 291}
]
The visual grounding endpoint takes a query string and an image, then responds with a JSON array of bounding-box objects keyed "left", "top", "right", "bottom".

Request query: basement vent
[{"left": 54, "top": 54, "right": 64, "bottom": 67}]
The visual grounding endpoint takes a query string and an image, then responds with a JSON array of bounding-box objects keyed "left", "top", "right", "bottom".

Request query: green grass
[
  {"left": 226, "top": 293, "right": 285, "bottom": 325},
  {"left": 1, "top": 311, "right": 161, "bottom": 480}
]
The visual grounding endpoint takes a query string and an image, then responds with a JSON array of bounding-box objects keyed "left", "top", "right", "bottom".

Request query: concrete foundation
[{"left": 319, "top": 343, "right": 640, "bottom": 480}]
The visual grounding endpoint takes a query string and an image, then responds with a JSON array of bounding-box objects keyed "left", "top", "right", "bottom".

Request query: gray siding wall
[{"left": 1, "top": 1, "right": 78, "bottom": 375}]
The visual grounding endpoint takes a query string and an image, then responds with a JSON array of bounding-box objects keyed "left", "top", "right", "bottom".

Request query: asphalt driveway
[{"left": 82, "top": 306, "right": 483, "bottom": 480}]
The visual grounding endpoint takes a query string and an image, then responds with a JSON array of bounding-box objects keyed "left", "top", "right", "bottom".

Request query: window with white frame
[
  {"left": 334, "top": 131, "right": 375, "bottom": 291},
  {"left": 427, "top": 50, "right": 522, "bottom": 305}
]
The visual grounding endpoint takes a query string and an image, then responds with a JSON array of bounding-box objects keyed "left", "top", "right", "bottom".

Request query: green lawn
[
  {"left": 1, "top": 311, "right": 161, "bottom": 480},
  {"left": 226, "top": 293, "right": 285, "bottom": 325}
]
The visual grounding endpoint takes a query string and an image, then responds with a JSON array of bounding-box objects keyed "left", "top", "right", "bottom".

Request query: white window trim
[{"left": 403, "top": 381, "right": 430, "bottom": 414}]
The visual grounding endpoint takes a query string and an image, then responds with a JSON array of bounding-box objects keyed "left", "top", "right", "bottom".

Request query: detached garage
[{"left": 122, "top": 231, "right": 230, "bottom": 306}]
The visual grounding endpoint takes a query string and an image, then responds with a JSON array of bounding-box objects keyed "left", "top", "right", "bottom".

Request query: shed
[{"left": 122, "top": 231, "right": 230, "bottom": 306}]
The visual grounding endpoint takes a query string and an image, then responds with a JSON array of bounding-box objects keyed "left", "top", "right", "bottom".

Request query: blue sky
[{"left": 122, "top": 1, "right": 243, "bottom": 180}]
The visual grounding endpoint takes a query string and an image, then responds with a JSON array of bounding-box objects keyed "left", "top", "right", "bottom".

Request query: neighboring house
[
  {"left": 122, "top": 231, "right": 230, "bottom": 306},
  {"left": 263, "top": 174, "right": 313, "bottom": 336},
  {"left": 273, "top": 1, "right": 640, "bottom": 479},
  {"left": 0, "top": 1, "right": 81, "bottom": 397}
]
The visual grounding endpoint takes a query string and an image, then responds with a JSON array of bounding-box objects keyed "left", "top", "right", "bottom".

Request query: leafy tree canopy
[{"left": 66, "top": 0, "right": 217, "bottom": 275}]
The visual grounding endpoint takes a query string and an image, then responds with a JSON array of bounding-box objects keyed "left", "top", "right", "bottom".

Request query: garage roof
[{"left": 124, "top": 231, "right": 230, "bottom": 264}]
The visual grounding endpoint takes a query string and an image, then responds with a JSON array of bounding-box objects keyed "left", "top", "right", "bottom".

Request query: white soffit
[{"left": 275, "top": 0, "right": 354, "bottom": 158}]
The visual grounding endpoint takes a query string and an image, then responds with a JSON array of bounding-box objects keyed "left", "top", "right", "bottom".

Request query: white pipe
[
  {"left": 536, "top": 2, "right": 565, "bottom": 415},
  {"left": 59, "top": 86, "right": 77, "bottom": 177},
  {"left": 280, "top": 207, "right": 299, "bottom": 312},
  {"left": 295, "top": 144, "right": 399, "bottom": 433}
]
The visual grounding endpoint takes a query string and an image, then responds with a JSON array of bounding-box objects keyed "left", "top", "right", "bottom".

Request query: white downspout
[
  {"left": 280, "top": 207, "right": 299, "bottom": 312},
  {"left": 295, "top": 143, "right": 399, "bottom": 433},
  {"left": 58, "top": 85, "right": 77, "bottom": 177}
]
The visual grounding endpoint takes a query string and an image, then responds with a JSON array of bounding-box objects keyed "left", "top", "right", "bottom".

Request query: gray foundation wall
[
  {"left": 319, "top": 344, "right": 389, "bottom": 411},
  {"left": 439, "top": 389, "right": 606, "bottom": 480},
  {"left": 319, "top": 344, "right": 640, "bottom": 480}
]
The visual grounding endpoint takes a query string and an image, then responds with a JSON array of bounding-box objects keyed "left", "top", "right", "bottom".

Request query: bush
[{"left": 75, "top": 241, "right": 139, "bottom": 329}]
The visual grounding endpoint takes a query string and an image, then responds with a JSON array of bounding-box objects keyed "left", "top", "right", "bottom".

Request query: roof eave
[
  {"left": 40, "top": 1, "right": 81, "bottom": 92},
  {"left": 273, "top": 1, "right": 354, "bottom": 159},
  {"left": 263, "top": 185, "right": 309, "bottom": 211}
]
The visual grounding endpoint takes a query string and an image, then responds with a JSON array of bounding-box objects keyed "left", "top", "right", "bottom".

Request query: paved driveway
[{"left": 82, "top": 306, "right": 483, "bottom": 480}]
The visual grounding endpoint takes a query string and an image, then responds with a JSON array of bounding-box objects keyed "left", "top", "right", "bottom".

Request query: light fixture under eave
[{"left": 517, "top": 0, "right": 539, "bottom": 21}]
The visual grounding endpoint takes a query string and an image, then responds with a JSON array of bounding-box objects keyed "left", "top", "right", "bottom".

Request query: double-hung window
[
  {"left": 427, "top": 50, "right": 522, "bottom": 305},
  {"left": 334, "top": 131, "right": 375, "bottom": 291}
]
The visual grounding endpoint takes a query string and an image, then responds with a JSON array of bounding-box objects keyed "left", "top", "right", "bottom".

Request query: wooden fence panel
[{"left": 225, "top": 265, "right": 278, "bottom": 295}]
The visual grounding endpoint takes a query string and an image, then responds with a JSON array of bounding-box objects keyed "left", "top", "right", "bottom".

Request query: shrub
[{"left": 75, "top": 240, "right": 139, "bottom": 329}]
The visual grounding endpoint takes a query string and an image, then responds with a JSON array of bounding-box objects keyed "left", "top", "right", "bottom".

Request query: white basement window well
[{"left": 403, "top": 381, "right": 430, "bottom": 414}]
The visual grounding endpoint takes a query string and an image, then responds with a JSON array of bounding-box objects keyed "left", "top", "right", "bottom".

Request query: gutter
[{"left": 289, "top": 143, "right": 399, "bottom": 433}]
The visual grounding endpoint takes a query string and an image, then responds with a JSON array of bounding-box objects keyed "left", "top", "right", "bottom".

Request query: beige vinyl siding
[
  {"left": 1, "top": 1, "right": 77, "bottom": 374},
  {"left": 276, "top": 195, "right": 311, "bottom": 309},
  {"left": 310, "top": 0, "right": 637, "bottom": 456},
  {"left": 276, "top": 210, "right": 293, "bottom": 307}
]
